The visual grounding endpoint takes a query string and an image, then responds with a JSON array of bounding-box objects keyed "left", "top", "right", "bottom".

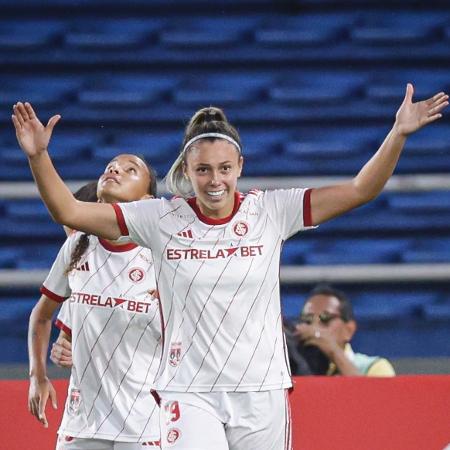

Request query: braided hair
[{"left": 65, "top": 181, "right": 98, "bottom": 274}]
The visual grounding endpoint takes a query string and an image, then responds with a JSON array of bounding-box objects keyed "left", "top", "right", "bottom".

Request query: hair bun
[{"left": 188, "top": 106, "right": 228, "bottom": 128}]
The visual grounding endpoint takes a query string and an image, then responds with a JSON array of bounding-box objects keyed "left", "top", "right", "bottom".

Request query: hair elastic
[{"left": 182, "top": 133, "right": 241, "bottom": 154}]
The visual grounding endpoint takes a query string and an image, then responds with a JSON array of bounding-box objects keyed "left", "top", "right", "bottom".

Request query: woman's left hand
[{"left": 394, "top": 83, "right": 448, "bottom": 136}]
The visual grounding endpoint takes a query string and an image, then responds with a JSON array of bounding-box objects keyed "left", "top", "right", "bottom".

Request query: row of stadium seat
[
  {"left": 2, "top": 12, "right": 450, "bottom": 51},
  {"left": 2, "top": 124, "right": 450, "bottom": 179},
  {"left": 1, "top": 70, "right": 449, "bottom": 110}
]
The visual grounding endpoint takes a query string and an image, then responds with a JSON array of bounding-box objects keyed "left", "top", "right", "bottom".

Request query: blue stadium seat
[
  {"left": 0, "top": 248, "right": 21, "bottom": 269},
  {"left": 401, "top": 238, "right": 450, "bottom": 263},
  {"left": 254, "top": 13, "right": 357, "bottom": 47},
  {"left": 5, "top": 201, "right": 51, "bottom": 221},
  {"left": 77, "top": 74, "right": 179, "bottom": 108},
  {"left": 64, "top": 19, "right": 162, "bottom": 50},
  {"left": 0, "top": 20, "right": 65, "bottom": 50},
  {"left": 423, "top": 303, "right": 450, "bottom": 321},
  {"left": 159, "top": 17, "right": 260, "bottom": 48},
  {"left": 350, "top": 12, "right": 448, "bottom": 45},
  {"left": 353, "top": 291, "right": 438, "bottom": 321},
  {"left": 281, "top": 294, "right": 303, "bottom": 320},
  {"left": 268, "top": 72, "right": 367, "bottom": 105},
  {"left": 283, "top": 126, "right": 383, "bottom": 159},
  {"left": 303, "top": 238, "right": 411, "bottom": 265},
  {"left": 173, "top": 73, "right": 273, "bottom": 107},
  {"left": 387, "top": 191, "right": 450, "bottom": 213}
]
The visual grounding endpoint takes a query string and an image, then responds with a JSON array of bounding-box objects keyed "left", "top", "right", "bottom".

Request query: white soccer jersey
[
  {"left": 42, "top": 233, "right": 161, "bottom": 442},
  {"left": 113, "top": 189, "right": 314, "bottom": 392}
]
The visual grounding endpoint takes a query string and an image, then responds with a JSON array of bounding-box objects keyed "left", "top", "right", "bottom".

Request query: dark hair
[
  {"left": 137, "top": 155, "right": 158, "bottom": 197},
  {"left": 306, "top": 284, "right": 354, "bottom": 322},
  {"left": 165, "top": 106, "right": 241, "bottom": 196},
  {"left": 65, "top": 182, "right": 98, "bottom": 274}
]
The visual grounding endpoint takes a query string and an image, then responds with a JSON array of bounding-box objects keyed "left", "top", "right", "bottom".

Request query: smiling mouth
[{"left": 207, "top": 190, "right": 225, "bottom": 198}]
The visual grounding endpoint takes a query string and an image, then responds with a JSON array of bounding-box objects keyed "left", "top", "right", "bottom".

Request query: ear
[
  {"left": 343, "top": 320, "right": 357, "bottom": 342},
  {"left": 237, "top": 155, "right": 244, "bottom": 178}
]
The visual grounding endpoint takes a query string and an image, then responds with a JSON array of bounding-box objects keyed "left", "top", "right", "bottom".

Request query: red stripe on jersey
[
  {"left": 111, "top": 203, "right": 129, "bottom": 236},
  {"left": 187, "top": 191, "right": 242, "bottom": 225},
  {"left": 99, "top": 238, "right": 137, "bottom": 252},
  {"left": 303, "top": 188, "right": 313, "bottom": 227},
  {"left": 54, "top": 318, "right": 72, "bottom": 337},
  {"left": 40, "top": 286, "right": 66, "bottom": 303}
]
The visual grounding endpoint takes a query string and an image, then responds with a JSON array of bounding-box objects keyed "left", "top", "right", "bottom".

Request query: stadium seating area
[{"left": 0, "top": 0, "right": 449, "bottom": 363}]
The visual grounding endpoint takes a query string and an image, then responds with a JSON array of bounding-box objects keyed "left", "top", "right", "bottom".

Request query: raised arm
[
  {"left": 28, "top": 295, "right": 60, "bottom": 427},
  {"left": 310, "top": 84, "right": 449, "bottom": 225},
  {"left": 12, "top": 102, "right": 120, "bottom": 239}
]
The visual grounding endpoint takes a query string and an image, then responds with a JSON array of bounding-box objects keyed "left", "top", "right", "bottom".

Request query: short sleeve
[
  {"left": 55, "top": 301, "right": 72, "bottom": 336},
  {"left": 367, "top": 358, "right": 396, "bottom": 377},
  {"left": 112, "top": 198, "right": 163, "bottom": 249},
  {"left": 41, "top": 235, "right": 78, "bottom": 303},
  {"left": 261, "top": 188, "right": 316, "bottom": 240}
]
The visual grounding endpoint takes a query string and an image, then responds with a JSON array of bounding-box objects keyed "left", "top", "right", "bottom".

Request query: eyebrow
[
  {"left": 194, "top": 160, "right": 234, "bottom": 166},
  {"left": 108, "top": 158, "right": 141, "bottom": 168}
]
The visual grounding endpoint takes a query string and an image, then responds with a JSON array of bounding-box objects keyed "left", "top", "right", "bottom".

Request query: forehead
[
  {"left": 186, "top": 139, "right": 240, "bottom": 164},
  {"left": 303, "top": 294, "right": 341, "bottom": 314},
  {"left": 108, "top": 154, "right": 148, "bottom": 171}
]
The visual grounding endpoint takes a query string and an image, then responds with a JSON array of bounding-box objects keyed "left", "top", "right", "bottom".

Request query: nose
[
  {"left": 210, "top": 169, "right": 220, "bottom": 186},
  {"left": 108, "top": 164, "right": 120, "bottom": 174}
]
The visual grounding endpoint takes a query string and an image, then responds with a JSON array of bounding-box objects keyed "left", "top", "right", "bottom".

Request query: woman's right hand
[
  {"left": 50, "top": 336, "right": 73, "bottom": 368},
  {"left": 12, "top": 102, "right": 61, "bottom": 158},
  {"left": 28, "top": 375, "right": 57, "bottom": 428}
]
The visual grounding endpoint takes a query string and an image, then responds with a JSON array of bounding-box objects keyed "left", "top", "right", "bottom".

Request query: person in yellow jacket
[{"left": 293, "top": 285, "right": 395, "bottom": 376}]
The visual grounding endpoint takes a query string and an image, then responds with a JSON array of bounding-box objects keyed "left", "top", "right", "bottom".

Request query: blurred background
[{"left": 0, "top": 0, "right": 449, "bottom": 378}]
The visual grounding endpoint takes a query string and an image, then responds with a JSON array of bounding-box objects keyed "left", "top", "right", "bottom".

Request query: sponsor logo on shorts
[
  {"left": 129, "top": 267, "right": 145, "bottom": 283},
  {"left": 169, "top": 342, "right": 182, "bottom": 367},
  {"left": 166, "top": 428, "right": 181, "bottom": 445}
]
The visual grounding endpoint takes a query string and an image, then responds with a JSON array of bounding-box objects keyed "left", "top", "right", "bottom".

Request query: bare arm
[
  {"left": 28, "top": 295, "right": 60, "bottom": 427},
  {"left": 310, "top": 84, "right": 449, "bottom": 225},
  {"left": 12, "top": 102, "right": 120, "bottom": 239}
]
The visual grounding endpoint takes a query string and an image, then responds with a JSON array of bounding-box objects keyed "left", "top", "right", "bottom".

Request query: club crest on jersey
[
  {"left": 128, "top": 267, "right": 145, "bottom": 283},
  {"left": 166, "top": 428, "right": 181, "bottom": 445},
  {"left": 232, "top": 220, "right": 249, "bottom": 237},
  {"left": 67, "top": 388, "right": 81, "bottom": 415},
  {"left": 169, "top": 342, "right": 182, "bottom": 367}
]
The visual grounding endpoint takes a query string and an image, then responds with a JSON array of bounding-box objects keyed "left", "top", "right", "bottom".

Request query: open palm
[
  {"left": 12, "top": 102, "right": 60, "bottom": 157},
  {"left": 395, "top": 83, "right": 449, "bottom": 136}
]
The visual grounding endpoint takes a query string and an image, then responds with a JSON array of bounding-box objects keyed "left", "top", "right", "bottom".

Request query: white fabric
[
  {"left": 44, "top": 233, "right": 161, "bottom": 442},
  {"left": 56, "top": 435, "right": 160, "bottom": 449},
  {"left": 158, "top": 390, "right": 291, "bottom": 450},
  {"left": 117, "top": 188, "right": 313, "bottom": 392}
]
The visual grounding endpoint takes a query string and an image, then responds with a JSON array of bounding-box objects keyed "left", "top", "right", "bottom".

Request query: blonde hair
[{"left": 165, "top": 107, "right": 241, "bottom": 197}]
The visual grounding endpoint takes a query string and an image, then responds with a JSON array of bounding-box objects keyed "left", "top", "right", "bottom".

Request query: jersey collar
[
  {"left": 99, "top": 238, "right": 138, "bottom": 252},
  {"left": 187, "top": 191, "right": 243, "bottom": 225}
]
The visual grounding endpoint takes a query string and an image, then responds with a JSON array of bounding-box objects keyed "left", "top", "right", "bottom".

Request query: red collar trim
[
  {"left": 187, "top": 191, "right": 243, "bottom": 225},
  {"left": 99, "top": 238, "right": 138, "bottom": 252}
]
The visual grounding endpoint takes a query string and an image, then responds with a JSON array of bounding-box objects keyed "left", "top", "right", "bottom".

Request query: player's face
[
  {"left": 97, "top": 154, "right": 153, "bottom": 203},
  {"left": 184, "top": 139, "right": 243, "bottom": 219},
  {"left": 301, "top": 295, "right": 353, "bottom": 348}
]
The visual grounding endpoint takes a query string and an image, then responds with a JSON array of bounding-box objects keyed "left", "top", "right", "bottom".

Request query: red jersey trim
[
  {"left": 99, "top": 238, "right": 137, "bottom": 252},
  {"left": 112, "top": 203, "right": 129, "bottom": 236},
  {"left": 54, "top": 318, "right": 72, "bottom": 337},
  {"left": 303, "top": 188, "right": 313, "bottom": 227},
  {"left": 187, "top": 191, "right": 242, "bottom": 225},
  {"left": 40, "top": 286, "right": 66, "bottom": 304}
]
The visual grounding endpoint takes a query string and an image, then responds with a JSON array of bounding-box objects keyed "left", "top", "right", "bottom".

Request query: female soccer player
[
  {"left": 27, "top": 154, "right": 162, "bottom": 449},
  {"left": 14, "top": 84, "right": 448, "bottom": 450}
]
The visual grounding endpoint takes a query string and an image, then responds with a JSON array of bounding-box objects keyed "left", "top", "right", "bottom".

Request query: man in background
[{"left": 287, "top": 285, "right": 395, "bottom": 376}]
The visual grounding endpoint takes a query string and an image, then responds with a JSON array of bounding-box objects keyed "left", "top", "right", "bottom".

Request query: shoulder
[{"left": 366, "top": 357, "right": 396, "bottom": 377}]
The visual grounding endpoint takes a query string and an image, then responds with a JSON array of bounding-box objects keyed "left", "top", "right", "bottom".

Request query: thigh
[
  {"left": 56, "top": 435, "right": 113, "bottom": 450},
  {"left": 159, "top": 397, "right": 228, "bottom": 450},
  {"left": 226, "top": 390, "right": 292, "bottom": 450}
]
